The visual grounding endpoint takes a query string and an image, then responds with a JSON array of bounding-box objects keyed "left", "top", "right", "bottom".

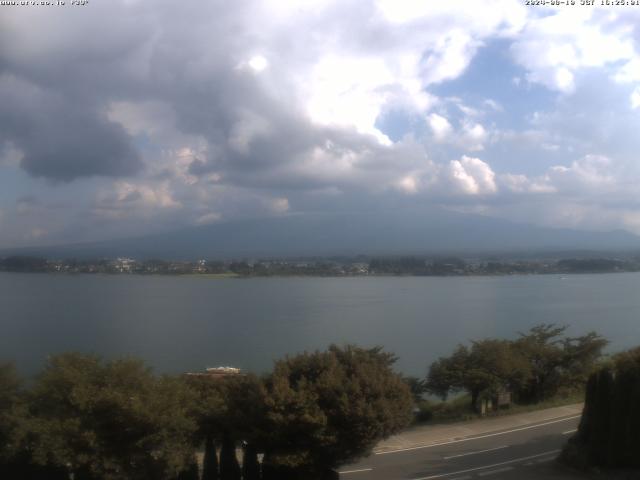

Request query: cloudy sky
[{"left": 2, "top": 1, "right": 640, "bottom": 248}]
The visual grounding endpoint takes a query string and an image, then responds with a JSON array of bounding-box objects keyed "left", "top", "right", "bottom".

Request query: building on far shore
[{"left": 184, "top": 366, "right": 245, "bottom": 379}]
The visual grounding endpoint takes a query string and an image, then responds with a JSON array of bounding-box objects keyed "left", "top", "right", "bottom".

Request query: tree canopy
[
  {"left": 263, "top": 345, "right": 413, "bottom": 471},
  {"left": 427, "top": 340, "right": 530, "bottom": 411},
  {"left": 24, "top": 353, "right": 199, "bottom": 480},
  {"left": 1, "top": 345, "right": 414, "bottom": 479},
  {"left": 427, "top": 324, "right": 607, "bottom": 410},
  {"left": 0, "top": 363, "right": 24, "bottom": 463}
]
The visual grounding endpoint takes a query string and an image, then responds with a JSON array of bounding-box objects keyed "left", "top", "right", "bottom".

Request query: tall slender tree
[
  {"left": 219, "top": 433, "right": 241, "bottom": 480},
  {"left": 242, "top": 443, "right": 261, "bottom": 480},
  {"left": 202, "top": 434, "right": 219, "bottom": 480}
]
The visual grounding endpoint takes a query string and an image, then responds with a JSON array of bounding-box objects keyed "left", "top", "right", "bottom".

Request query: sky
[{"left": 2, "top": 0, "right": 640, "bottom": 248}]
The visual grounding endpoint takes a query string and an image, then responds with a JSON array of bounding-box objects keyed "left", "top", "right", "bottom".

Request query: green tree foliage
[
  {"left": 403, "top": 376, "right": 427, "bottom": 403},
  {"left": 1, "top": 345, "right": 419, "bottom": 479},
  {"left": 220, "top": 374, "right": 269, "bottom": 446},
  {"left": 561, "top": 332, "right": 609, "bottom": 391},
  {"left": 25, "top": 353, "right": 198, "bottom": 480},
  {"left": 187, "top": 373, "right": 266, "bottom": 479},
  {"left": 427, "top": 325, "right": 607, "bottom": 410},
  {"left": 0, "top": 363, "right": 47, "bottom": 478},
  {"left": 263, "top": 345, "right": 413, "bottom": 471},
  {"left": 516, "top": 325, "right": 607, "bottom": 402},
  {"left": 565, "top": 347, "right": 640, "bottom": 469},
  {"left": 427, "top": 340, "right": 530, "bottom": 411},
  {"left": 186, "top": 372, "right": 267, "bottom": 441},
  {"left": 0, "top": 363, "right": 22, "bottom": 461},
  {"left": 515, "top": 324, "right": 569, "bottom": 402},
  {"left": 185, "top": 374, "right": 226, "bottom": 440},
  {"left": 425, "top": 345, "right": 469, "bottom": 400}
]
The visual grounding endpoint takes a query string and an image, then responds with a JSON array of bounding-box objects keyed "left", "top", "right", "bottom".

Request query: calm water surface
[{"left": 1, "top": 272, "right": 639, "bottom": 376}]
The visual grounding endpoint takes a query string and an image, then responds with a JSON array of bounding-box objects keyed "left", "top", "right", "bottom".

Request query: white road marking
[
  {"left": 562, "top": 429, "right": 577, "bottom": 435},
  {"left": 338, "top": 468, "right": 373, "bottom": 474},
  {"left": 410, "top": 449, "right": 561, "bottom": 480},
  {"left": 535, "top": 457, "right": 555, "bottom": 464},
  {"left": 443, "top": 445, "right": 509, "bottom": 460},
  {"left": 478, "top": 466, "right": 514, "bottom": 476},
  {"left": 376, "top": 415, "right": 580, "bottom": 455}
]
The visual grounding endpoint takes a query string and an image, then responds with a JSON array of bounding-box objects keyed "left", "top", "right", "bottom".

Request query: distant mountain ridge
[{"left": 3, "top": 209, "right": 640, "bottom": 260}]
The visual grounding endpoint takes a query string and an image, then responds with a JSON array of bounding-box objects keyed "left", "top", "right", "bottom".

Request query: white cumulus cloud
[{"left": 446, "top": 155, "right": 497, "bottom": 195}]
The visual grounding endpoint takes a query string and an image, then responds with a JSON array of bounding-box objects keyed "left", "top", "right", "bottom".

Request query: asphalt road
[{"left": 339, "top": 413, "right": 582, "bottom": 480}]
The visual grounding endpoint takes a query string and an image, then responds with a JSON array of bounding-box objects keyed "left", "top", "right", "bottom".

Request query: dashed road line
[
  {"left": 443, "top": 445, "right": 509, "bottom": 460},
  {"left": 478, "top": 466, "right": 514, "bottom": 476},
  {"left": 338, "top": 468, "right": 373, "bottom": 475},
  {"left": 410, "top": 449, "right": 561, "bottom": 480},
  {"left": 534, "top": 457, "right": 555, "bottom": 464},
  {"left": 562, "top": 429, "right": 578, "bottom": 435}
]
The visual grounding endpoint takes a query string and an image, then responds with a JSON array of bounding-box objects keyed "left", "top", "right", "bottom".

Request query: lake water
[{"left": 1, "top": 272, "right": 639, "bottom": 377}]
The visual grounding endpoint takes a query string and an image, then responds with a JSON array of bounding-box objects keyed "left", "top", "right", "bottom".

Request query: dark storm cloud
[
  {"left": 0, "top": 74, "right": 142, "bottom": 181},
  {"left": 0, "top": 0, "right": 156, "bottom": 181},
  {"left": 16, "top": 113, "right": 141, "bottom": 182},
  {"left": 0, "top": 0, "right": 282, "bottom": 182}
]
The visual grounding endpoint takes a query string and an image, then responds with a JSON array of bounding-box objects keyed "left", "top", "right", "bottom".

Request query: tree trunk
[
  {"left": 219, "top": 434, "right": 241, "bottom": 480},
  {"left": 202, "top": 434, "right": 219, "bottom": 480},
  {"left": 177, "top": 458, "right": 200, "bottom": 480},
  {"left": 470, "top": 389, "right": 480, "bottom": 413},
  {"left": 242, "top": 443, "right": 260, "bottom": 480}
]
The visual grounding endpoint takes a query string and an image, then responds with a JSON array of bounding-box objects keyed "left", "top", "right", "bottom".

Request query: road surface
[{"left": 339, "top": 408, "right": 583, "bottom": 480}]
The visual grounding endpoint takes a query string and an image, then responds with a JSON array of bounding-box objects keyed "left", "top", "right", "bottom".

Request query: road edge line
[{"left": 375, "top": 415, "right": 580, "bottom": 455}]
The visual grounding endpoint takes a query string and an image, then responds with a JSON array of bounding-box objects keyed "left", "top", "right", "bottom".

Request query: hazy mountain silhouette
[{"left": 4, "top": 209, "right": 640, "bottom": 259}]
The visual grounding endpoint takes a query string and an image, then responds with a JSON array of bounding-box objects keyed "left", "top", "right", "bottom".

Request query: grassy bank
[
  {"left": 414, "top": 390, "right": 584, "bottom": 426},
  {"left": 183, "top": 272, "right": 241, "bottom": 278}
]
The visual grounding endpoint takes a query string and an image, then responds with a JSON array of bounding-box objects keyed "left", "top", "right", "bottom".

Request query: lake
[{"left": 1, "top": 272, "right": 639, "bottom": 377}]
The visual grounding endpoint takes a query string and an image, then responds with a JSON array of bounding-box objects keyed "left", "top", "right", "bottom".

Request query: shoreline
[{"left": 1, "top": 270, "right": 639, "bottom": 279}]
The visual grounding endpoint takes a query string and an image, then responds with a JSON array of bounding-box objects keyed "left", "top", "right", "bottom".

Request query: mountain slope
[{"left": 3, "top": 209, "right": 640, "bottom": 259}]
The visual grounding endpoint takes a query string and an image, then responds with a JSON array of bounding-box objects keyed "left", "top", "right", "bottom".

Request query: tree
[
  {"left": 219, "top": 433, "right": 241, "bottom": 480},
  {"left": 186, "top": 372, "right": 267, "bottom": 479},
  {"left": 201, "top": 434, "right": 219, "bottom": 480},
  {"left": 176, "top": 457, "right": 199, "bottom": 480},
  {"left": 427, "top": 325, "right": 607, "bottom": 410},
  {"left": 25, "top": 353, "right": 198, "bottom": 480},
  {"left": 263, "top": 345, "right": 413, "bottom": 473},
  {"left": 403, "top": 376, "right": 427, "bottom": 403},
  {"left": 0, "top": 363, "right": 45, "bottom": 478},
  {"left": 242, "top": 443, "right": 260, "bottom": 480},
  {"left": 427, "top": 340, "right": 530, "bottom": 412},
  {"left": 0, "top": 363, "right": 22, "bottom": 462},
  {"left": 425, "top": 345, "right": 469, "bottom": 400},
  {"left": 514, "top": 324, "right": 568, "bottom": 402},
  {"left": 515, "top": 325, "right": 607, "bottom": 403},
  {"left": 560, "top": 332, "right": 608, "bottom": 391}
]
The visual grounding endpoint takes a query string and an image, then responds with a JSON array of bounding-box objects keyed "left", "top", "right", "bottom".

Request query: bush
[
  {"left": 414, "top": 400, "right": 433, "bottom": 423},
  {"left": 263, "top": 345, "right": 413, "bottom": 471}
]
